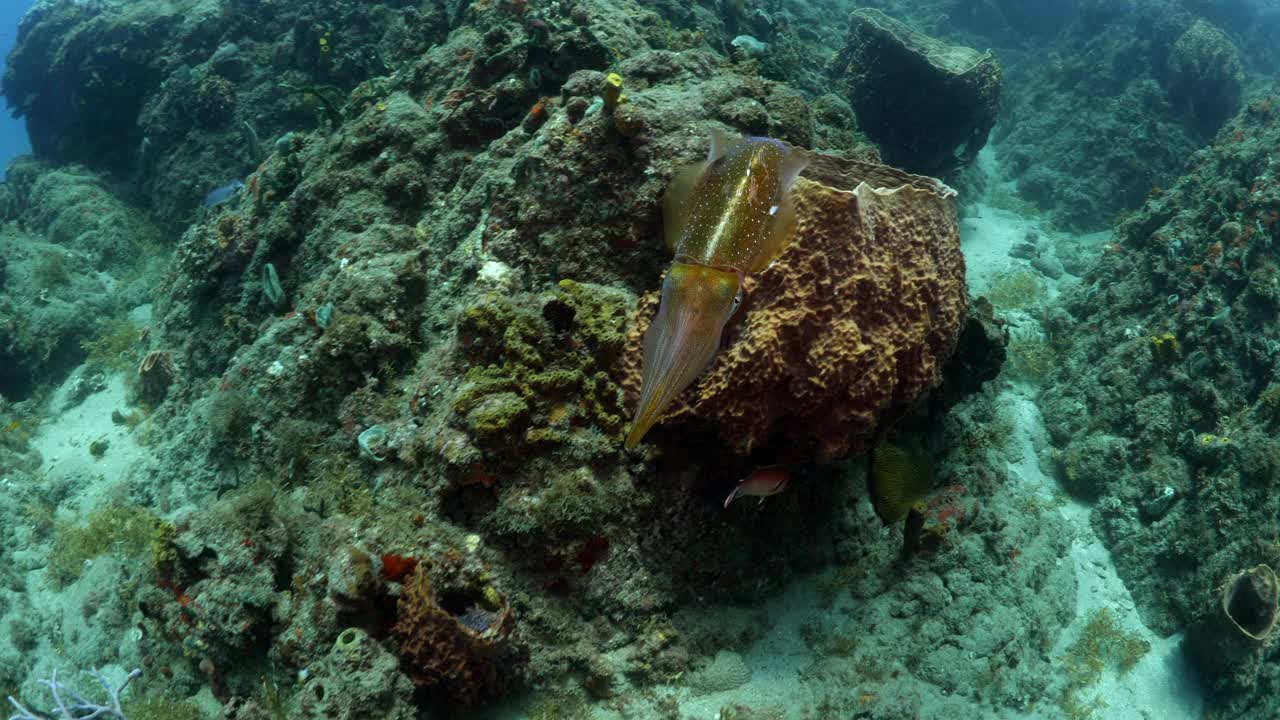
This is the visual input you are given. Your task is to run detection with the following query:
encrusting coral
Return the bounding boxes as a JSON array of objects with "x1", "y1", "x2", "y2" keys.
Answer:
[
  {"x1": 622, "y1": 147, "x2": 966, "y2": 459},
  {"x1": 449, "y1": 279, "x2": 630, "y2": 454}
]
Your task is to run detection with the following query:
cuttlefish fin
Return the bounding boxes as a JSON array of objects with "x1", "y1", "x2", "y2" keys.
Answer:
[
  {"x1": 776, "y1": 144, "x2": 812, "y2": 191},
  {"x1": 626, "y1": 263, "x2": 742, "y2": 449},
  {"x1": 708, "y1": 127, "x2": 745, "y2": 162},
  {"x1": 663, "y1": 160, "x2": 710, "y2": 252},
  {"x1": 746, "y1": 191, "x2": 799, "y2": 273},
  {"x1": 745, "y1": 146, "x2": 810, "y2": 273}
]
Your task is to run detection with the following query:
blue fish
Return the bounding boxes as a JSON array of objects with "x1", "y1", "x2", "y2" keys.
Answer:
[{"x1": 203, "y1": 179, "x2": 244, "y2": 207}]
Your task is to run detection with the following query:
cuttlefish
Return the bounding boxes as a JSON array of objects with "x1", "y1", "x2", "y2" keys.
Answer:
[{"x1": 625, "y1": 130, "x2": 810, "y2": 449}]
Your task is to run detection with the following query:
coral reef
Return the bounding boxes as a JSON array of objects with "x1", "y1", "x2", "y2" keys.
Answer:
[
  {"x1": 0, "y1": 160, "x2": 159, "y2": 400},
  {"x1": 298, "y1": 628, "x2": 415, "y2": 720},
  {"x1": 992, "y1": 5, "x2": 1228, "y2": 231},
  {"x1": 623, "y1": 149, "x2": 967, "y2": 459},
  {"x1": 1039, "y1": 86, "x2": 1280, "y2": 710},
  {"x1": 7, "y1": 0, "x2": 1235, "y2": 718}
]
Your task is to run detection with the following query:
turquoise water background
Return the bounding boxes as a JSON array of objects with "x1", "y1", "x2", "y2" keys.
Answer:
[{"x1": 0, "y1": 0, "x2": 33, "y2": 174}]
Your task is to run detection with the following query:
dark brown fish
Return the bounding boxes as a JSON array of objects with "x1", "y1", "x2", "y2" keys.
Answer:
[{"x1": 724, "y1": 464, "x2": 791, "y2": 508}]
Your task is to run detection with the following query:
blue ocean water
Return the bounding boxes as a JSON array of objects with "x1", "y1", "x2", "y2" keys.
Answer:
[{"x1": 0, "y1": 0, "x2": 34, "y2": 176}]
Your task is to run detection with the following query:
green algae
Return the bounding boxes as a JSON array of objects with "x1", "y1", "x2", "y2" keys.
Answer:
[
  {"x1": 207, "y1": 387, "x2": 257, "y2": 445},
  {"x1": 526, "y1": 693, "x2": 592, "y2": 720},
  {"x1": 32, "y1": 250, "x2": 70, "y2": 288},
  {"x1": 81, "y1": 317, "x2": 142, "y2": 373},
  {"x1": 1007, "y1": 333, "x2": 1056, "y2": 382},
  {"x1": 48, "y1": 504, "x2": 176, "y2": 587},
  {"x1": 306, "y1": 450, "x2": 375, "y2": 518},
  {"x1": 1256, "y1": 383, "x2": 1280, "y2": 426},
  {"x1": 120, "y1": 695, "x2": 203, "y2": 720},
  {"x1": 986, "y1": 270, "x2": 1044, "y2": 311},
  {"x1": 1059, "y1": 608, "x2": 1151, "y2": 719},
  {"x1": 451, "y1": 279, "x2": 629, "y2": 451},
  {"x1": 491, "y1": 463, "x2": 635, "y2": 535},
  {"x1": 459, "y1": 390, "x2": 530, "y2": 437}
]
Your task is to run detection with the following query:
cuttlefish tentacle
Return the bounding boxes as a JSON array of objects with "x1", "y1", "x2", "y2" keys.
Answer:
[{"x1": 626, "y1": 130, "x2": 810, "y2": 449}]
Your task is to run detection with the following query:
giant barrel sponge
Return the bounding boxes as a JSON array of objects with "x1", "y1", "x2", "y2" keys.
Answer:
[
  {"x1": 622, "y1": 145, "x2": 966, "y2": 460},
  {"x1": 828, "y1": 8, "x2": 1002, "y2": 175}
]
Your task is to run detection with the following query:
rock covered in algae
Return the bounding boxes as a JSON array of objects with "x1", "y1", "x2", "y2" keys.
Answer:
[
  {"x1": 298, "y1": 627, "x2": 417, "y2": 720},
  {"x1": 623, "y1": 148, "x2": 966, "y2": 460},
  {"x1": 449, "y1": 279, "x2": 630, "y2": 451},
  {"x1": 828, "y1": 8, "x2": 1001, "y2": 174}
]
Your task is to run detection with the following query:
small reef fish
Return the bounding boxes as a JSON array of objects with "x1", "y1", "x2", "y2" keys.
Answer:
[
  {"x1": 626, "y1": 130, "x2": 810, "y2": 448},
  {"x1": 203, "y1": 179, "x2": 244, "y2": 207},
  {"x1": 867, "y1": 443, "x2": 934, "y2": 525},
  {"x1": 724, "y1": 464, "x2": 790, "y2": 508},
  {"x1": 3, "y1": 419, "x2": 20, "y2": 432}
]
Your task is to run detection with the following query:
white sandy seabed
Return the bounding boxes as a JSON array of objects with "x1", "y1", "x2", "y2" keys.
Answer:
[{"x1": 958, "y1": 172, "x2": 1203, "y2": 720}]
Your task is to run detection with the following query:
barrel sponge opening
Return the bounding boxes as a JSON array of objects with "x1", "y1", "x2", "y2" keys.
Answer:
[{"x1": 1221, "y1": 564, "x2": 1280, "y2": 641}]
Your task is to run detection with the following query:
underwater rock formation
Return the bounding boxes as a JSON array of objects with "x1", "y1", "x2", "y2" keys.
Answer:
[
  {"x1": 624, "y1": 148, "x2": 966, "y2": 459},
  {"x1": 0, "y1": 160, "x2": 160, "y2": 400},
  {"x1": 298, "y1": 628, "x2": 416, "y2": 720},
  {"x1": 1040, "y1": 91, "x2": 1280, "y2": 709},
  {"x1": 2, "y1": 0, "x2": 177, "y2": 174},
  {"x1": 1, "y1": 159, "x2": 162, "y2": 270},
  {"x1": 994, "y1": 4, "x2": 1207, "y2": 231},
  {"x1": 3, "y1": 0, "x2": 453, "y2": 227},
  {"x1": 828, "y1": 8, "x2": 1001, "y2": 175},
  {"x1": 1163, "y1": 18, "x2": 1244, "y2": 138},
  {"x1": 16, "y1": 0, "x2": 1273, "y2": 716}
]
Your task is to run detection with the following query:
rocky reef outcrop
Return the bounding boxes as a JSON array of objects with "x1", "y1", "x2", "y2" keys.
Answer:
[
  {"x1": 1164, "y1": 18, "x2": 1245, "y2": 137},
  {"x1": 1039, "y1": 92, "x2": 1280, "y2": 712},
  {"x1": 994, "y1": 6, "x2": 1242, "y2": 231},
  {"x1": 0, "y1": 159, "x2": 161, "y2": 400}
]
